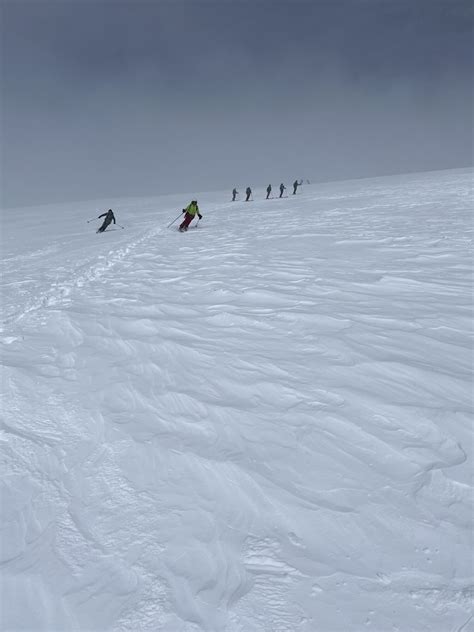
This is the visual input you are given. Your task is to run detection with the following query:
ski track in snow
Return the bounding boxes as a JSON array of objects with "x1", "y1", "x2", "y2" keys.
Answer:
[{"x1": 1, "y1": 169, "x2": 473, "y2": 631}]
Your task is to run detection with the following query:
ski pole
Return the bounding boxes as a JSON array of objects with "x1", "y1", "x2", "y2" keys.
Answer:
[
  {"x1": 116, "y1": 224, "x2": 125, "y2": 229},
  {"x1": 167, "y1": 212, "x2": 183, "y2": 228},
  {"x1": 86, "y1": 217, "x2": 98, "y2": 223}
]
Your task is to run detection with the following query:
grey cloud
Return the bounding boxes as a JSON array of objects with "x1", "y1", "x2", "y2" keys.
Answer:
[{"x1": 1, "y1": 0, "x2": 472, "y2": 207}]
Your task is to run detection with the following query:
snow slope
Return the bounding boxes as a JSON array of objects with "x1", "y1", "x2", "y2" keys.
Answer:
[{"x1": 1, "y1": 169, "x2": 473, "y2": 632}]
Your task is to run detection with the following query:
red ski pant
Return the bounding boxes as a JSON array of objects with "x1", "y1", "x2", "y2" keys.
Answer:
[{"x1": 179, "y1": 212, "x2": 194, "y2": 230}]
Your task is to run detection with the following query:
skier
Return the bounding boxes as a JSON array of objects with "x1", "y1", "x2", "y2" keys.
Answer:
[
  {"x1": 292, "y1": 180, "x2": 299, "y2": 195},
  {"x1": 97, "y1": 209, "x2": 116, "y2": 233},
  {"x1": 232, "y1": 188, "x2": 238, "y2": 201},
  {"x1": 245, "y1": 187, "x2": 252, "y2": 202},
  {"x1": 279, "y1": 183, "x2": 286, "y2": 198},
  {"x1": 266, "y1": 184, "x2": 272, "y2": 200},
  {"x1": 179, "y1": 200, "x2": 202, "y2": 232}
]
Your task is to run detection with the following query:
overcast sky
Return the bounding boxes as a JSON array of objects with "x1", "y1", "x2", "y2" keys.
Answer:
[{"x1": 1, "y1": 0, "x2": 472, "y2": 207}]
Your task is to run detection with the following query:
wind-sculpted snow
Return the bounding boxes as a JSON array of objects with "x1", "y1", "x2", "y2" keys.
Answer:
[{"x1": 1, "y1": 170, "x2": 473, "y2": 631}]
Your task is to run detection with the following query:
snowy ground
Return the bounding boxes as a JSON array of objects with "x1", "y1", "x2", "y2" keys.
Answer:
[{"x1": 1, "y1": 168, "x2": 473, "y2": 632}]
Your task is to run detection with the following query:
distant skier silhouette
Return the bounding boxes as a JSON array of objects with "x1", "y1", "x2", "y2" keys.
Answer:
[
  {"x1": 179, "y1": 200, "x2": 202, "y2": 232},
  {"x1": 266, "y1": 184, "x2": 272, "y2": 200},
  {"x1": 232, "y1": 188, "x2": 238, "y2": 201},
  {"x1": 245, "y1": 187, "x2": 252, "y2": 202},
  {"x1": 97, "y1": 209, "x2": 116, "y2": 233},
  {"x1": 279, "y1": 183, "x2": 286, "y2": 198},
  {"x1": 292, "y1": 180, "x2": 299, "y2": 195}
]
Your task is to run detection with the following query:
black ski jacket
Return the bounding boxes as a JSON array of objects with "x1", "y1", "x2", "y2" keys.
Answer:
[{"x1": 98, "y1": 210, "x2": 116, "y2": 223}]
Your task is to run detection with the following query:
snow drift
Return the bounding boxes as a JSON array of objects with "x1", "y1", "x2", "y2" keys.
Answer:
[{"x1": 1, "y1": 169, "x2": 473, "y2": 631}]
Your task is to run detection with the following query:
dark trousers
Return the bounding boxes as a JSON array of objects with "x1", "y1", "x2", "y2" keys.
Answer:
[
  {"x1": 232, "y1": 194, "x2": 236, "y2": 201},
  {"x1": 246, "y1": 193, "x2": 251, "y2": 201},
  {"x1": 293, "y1": 186, "x2": 297, "y2": 195},
  {"x1": 279, "y1": 191, "x2": 284, "y2": 198},
  {"x1": 179, "y1": 213, "x2": 194, "y2": 230},
  {"x1": 266, "y1": 192, "x2": 271, "y2": 199},
  {"x1": 98, "y1": 219, "x2": 111, "y2": 232}
]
